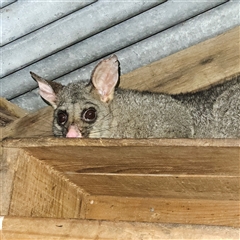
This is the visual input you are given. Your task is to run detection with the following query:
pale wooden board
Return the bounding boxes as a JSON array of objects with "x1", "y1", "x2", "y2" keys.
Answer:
[
  {"x1": 0, "y1": 98, "x2": 27, "y2": 119},
  {"x1": 121, "y1": 26, "x2": 240, "y2": 94},
  {"x1": 2, "y1": 106, "x2": 53, "y2": 140},
  {"x1": 3, "y1": 137, "x2": 240, "y2": 148},
  {"x1": 0, "y1": 98, "x2": 27, "y2": 128},
  {"x1": 23, "y1": 145, "x2": 239, "y2": 176},
  {"x1": 2, "y1": 138, "x2": 240, "y2": 227},
  {"x1": 0, "y1": 148, "x2": 21, "y2": 216},
  {"x1": 21, "y1": 141, "x2": 239, "y2": 202},
  {"x1": 2, "y1": 216, "x2": 239, "y2": 240},
  {"x1": 0, "y1": 111, "x2": 17, "y2": 127},
  {"x1": 64, "y1": 174, "x2": 239, "y2": 201},
  {"x1": 4, "y1": 138, "x2": 239, "y2": 177},
  {"x1": 0, "y1": 98, "x2": 28, "y2": 140},
  {"x1": 84, "y1": 195, "x2": 240, "y2": 228},
  {"x1": 0, "y1": 99, "x2": 28, "y2": 205},
  {"x1": 2, "y1": 26, "x2": 240, "y2": 140},
  {"x1": 2, "y1": 147, "x2": 86, "y2": 218}
]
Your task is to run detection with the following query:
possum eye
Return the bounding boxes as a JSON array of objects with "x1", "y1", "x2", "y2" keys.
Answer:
[
  {"x1": 57, "y1": 110, "x2": 68, "y2": 125},
  {"x1": 81, "y1": 107, "x2": 97, "y2": 123}
]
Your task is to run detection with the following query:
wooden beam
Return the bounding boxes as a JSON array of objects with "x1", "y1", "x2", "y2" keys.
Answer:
[
  {"x1": 84, "y1": 195, "x2": 239, "y2": 228},
  {"x1": 0, "y1": 99, "x2": 28, "y2": 212},
  {"x1": 0, "y1": 98, "x2": 27, "y2": 131},
  {"x1": 66, "y1": 174, "x2": 239, "y2": 200},
  {"x1": 1, "y1": 106, "x2": 53, "y2": 140},
  {"x1": 3, "y1": 136, "x2": 239, "y2": 148},
  {"x1": 0, "y1": 111, "x2": 17, "y2": 127},
  {"x1": 1, "y1": 146, "x2": 86, "y2": 218},
  {"x1": 0, "y1": 98, "x2": 27, "y2": 119},
  {"x1": 25, "y1": 144, "x2": 239, "y2": 176},
  {"x1": 2, "y1": 138, "x2": 239, "y2": 227},
  {"x1": 1, "y1": 216, "x2": 239, "y2": 240},
  {"x1": 121, "y1": 26, "x2": 240, "y2": 94}
]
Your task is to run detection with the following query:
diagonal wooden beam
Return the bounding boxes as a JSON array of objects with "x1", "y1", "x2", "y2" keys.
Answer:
[
  {"x1": 1, "y1": 106, "x2": 53, "y2": 140},
  {"x1": 0, "y1": 98, "x2": 27, "y2": 128},
  {"x1": 121, "y1": 26, "x2": 240, "y2": 94}
]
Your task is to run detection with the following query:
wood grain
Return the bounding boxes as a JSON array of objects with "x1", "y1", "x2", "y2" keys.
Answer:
[
  {"x1": 121, "y1": 26, "x2": 240, "y2": 94},
  {"x1": 14, "y1": 138, "x2": 238, "y2": 178},
  {"x1": 0, "y1": 148, "x2": 21, "y2": 215},
  {"x1": 22, "y1": 145, "x2": 239, "y2": 176},
  {"x1": 3, "y1": 148, "x2": 86, "y2": 218},
  {"x1": 2, "y1": 216, "x2": 239, "y2": 240},
  {"x1": 0, "y1": 98, "x2": 27, "y2": 129},
  {"x1": 3, "y1": 138, "x2": 239, "y2": 227},
  {"x1": 2, "y1": 106, "x2": 53, "y2": 140},
  {"x1": 3, "y1": 137, "x2": 240, "y2": 148},
  {"x1": 0, "y1": 98, "x2": 27, "y2": 119},
  {"x1": 65, "y1": 174, "x2": 239, "y2": 201},
  {"x1": 84, "y1": 195, "x2": 240, "y2": 227}
]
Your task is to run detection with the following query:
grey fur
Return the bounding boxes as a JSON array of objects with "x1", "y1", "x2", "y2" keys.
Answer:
[{"x1": 32, "y1": 56, "x2": 240, "y2": 138}]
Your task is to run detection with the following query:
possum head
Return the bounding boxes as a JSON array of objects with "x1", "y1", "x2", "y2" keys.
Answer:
[{"x1": 31, "y1": 55, "x2": 119, "y2": 138}]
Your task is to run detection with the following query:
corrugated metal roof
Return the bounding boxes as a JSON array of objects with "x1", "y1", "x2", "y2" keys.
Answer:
[{"x1": 1, "y1": 0, "x2": 240, "y2": 112}]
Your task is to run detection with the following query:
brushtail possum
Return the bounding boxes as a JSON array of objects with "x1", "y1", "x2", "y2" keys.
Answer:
[{"x1": 31, "y1": 55, "x2": 240, "y2": 138}]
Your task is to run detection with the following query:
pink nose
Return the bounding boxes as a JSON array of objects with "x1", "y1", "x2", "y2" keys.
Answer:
[{"x1": 66, "y1": 125, "x2": 82, "y2": 138}]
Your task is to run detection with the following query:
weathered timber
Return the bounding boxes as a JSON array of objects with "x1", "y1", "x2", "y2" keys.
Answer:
[
  {"x1": 84, "y1": 195, "x2": 239, "y2": 227},
  {"x1": 1, "y1": 146, "x2": 87, "y2": 217},
  {"x1": 1, "y1": 216, "x2": 239, "y2": 240},
  {"x1": 0, "y1": 98, "x2": 27, "y2": 121},
  {"x1": 0, "y1": 98, "x2": 27, "y2": 132},
  {"x1": 2, "y1": 138, "x2": 239, "y2": 227},
  {"x1": 0, "y1": 99, "x2": 28, "y2": 211},
  {"x1": 1, "y1": 106, "x2": 53, "y2": 140},
  {"x1": 121, "y1": 26, "x2": 240, "y2": 94}
]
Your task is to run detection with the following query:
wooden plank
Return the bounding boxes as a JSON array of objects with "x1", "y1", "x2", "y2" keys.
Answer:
[
  {"x1": 65, "y1": 174, "x2": 239, "y2": 201},
  {"x1": 0, "y1": 111, "x2": 17, "y2": 127},
  {"x1": 0, "y1": 98, "x2": 27, "y2": 128},
  {"x1": 0, "y1": 148, "x2": 21, "y2": 216},
  {"x1": 2, "y1": 216, "x2": 239, "y2": 240},
  {"x1": 0, "y1": 98, "x2": 27, "y2": 119},
  {"x1": 121, "y1": 26, "x2": 240, "y2": 94},
  {"x1": 22, "y1": 145, "x2": 239, "y2": 176},
  {"x1": 2, "y1": 106, "x2": 53, "y2": 140},
  {"x1": 84, "y1": 195, "x2": 240, "y2": 227},
  {"x1": 2, "y1": 138, "x2": 239, "y2": 227},
  {"x1": 3, "y1": 138, "x2": 240, "y2": 226},
  {"x1": 2, "y1": 148, "x2": 86, "y2": 218},
  {"x1": 3, "y1": 137, "x2": 240, "y2": 148}
]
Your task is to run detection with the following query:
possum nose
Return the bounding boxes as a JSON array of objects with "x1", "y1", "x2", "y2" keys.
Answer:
[{"x1": 66, "y1": 125, "x2": 82, "y2": 138}]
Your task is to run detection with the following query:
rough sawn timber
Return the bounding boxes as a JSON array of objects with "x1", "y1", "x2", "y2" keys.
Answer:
[
  {"x1": 1, "y1": 216, "x2": 239, "y2": 240},
  {"x1": 2, "y1": 138, "x2": 239, "y2": 228},
  {"x1": 121, "y1": 26, "x2": 240, "y2": 94}
]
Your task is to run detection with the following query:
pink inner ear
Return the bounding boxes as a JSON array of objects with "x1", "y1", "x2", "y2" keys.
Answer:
[
  {"x1": 92, "y1": 55, "x2": 119, "y2": 102},
  {"x1": 38, "y1": 81, "x2": 57, "y2": 105}
]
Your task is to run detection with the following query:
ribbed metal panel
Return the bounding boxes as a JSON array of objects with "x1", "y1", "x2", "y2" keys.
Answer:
[
  {"x1": 1, "y1": 0, "x2": 239, "y2": 112},
  {"x1": 1, "y1": 1, "x2": 97, "y2": 46},
  {"x1": 0, "y1": 0, "x2": 16, "y2": 9},
  {"x1": 2, "y1": 0, "x2": 162, "y2": 77}
]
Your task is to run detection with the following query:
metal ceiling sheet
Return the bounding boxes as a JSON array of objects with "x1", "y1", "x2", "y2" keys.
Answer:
[{"x1": 1, "y1": 0, "x2": 239, "y2": 112}]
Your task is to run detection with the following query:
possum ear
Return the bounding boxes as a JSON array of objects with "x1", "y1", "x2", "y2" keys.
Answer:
[
  {"x1": 91, "y1": 55, "x2": 119, "y2": 103},
  {"x1": 30, "y1": 72, "x2": 63, "y2": 109}
]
